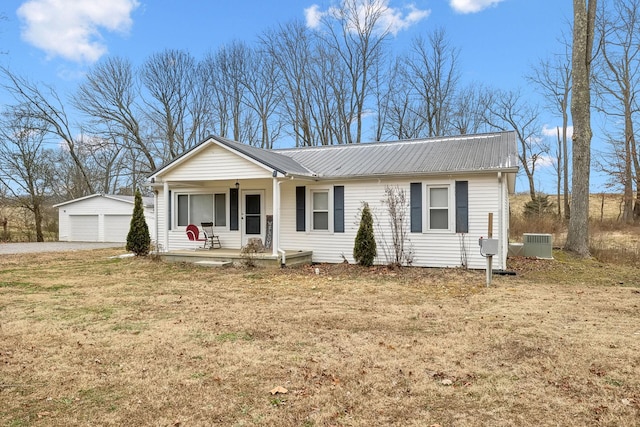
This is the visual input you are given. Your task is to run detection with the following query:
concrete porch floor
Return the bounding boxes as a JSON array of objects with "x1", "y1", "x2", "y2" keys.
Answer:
[{"x1": 160, "y1": 248, "x2": 313, "y2": 268}]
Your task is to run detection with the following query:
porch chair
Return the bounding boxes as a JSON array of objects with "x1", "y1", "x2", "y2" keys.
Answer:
[
  {"x1": 186, "y1": 224, "x2": 207, "y2": 248},
  {"x1": 200, "y1": 222, "x2": 221, "y2": 249}
]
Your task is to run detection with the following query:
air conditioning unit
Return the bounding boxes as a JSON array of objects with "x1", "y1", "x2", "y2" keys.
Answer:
[{"x1": 523, "y1": 233, "x2": 553, "y2": 259}]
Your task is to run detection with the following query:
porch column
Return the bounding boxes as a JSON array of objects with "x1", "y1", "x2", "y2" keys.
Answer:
[
  {"x1": 272, "y1": 177, "x2": 280, "y2": 257},
  {"x1": 163, "y1": 180, "x2": 170, "y2": 252}
]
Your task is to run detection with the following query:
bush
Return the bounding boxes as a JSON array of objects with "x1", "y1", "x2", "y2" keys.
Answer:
[
  {"x1": 524, "y1": 193, "x2": 556, "y2": 218},
  {"x1": 353, "y1": 202, "x2": 376, "y2": 266},
  {"x1": 126, "y1": 189, "x2": 151, "y2": 256}
]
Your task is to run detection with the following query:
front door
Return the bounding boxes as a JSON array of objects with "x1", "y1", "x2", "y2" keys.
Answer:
[{"x1": 242, "y1": 191, "x2": 263, "y2": 246}]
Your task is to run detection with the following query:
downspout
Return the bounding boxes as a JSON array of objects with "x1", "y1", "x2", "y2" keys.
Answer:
[
  {"x1": 497, "y1": 172, "x2": 504, "y2": 269},
  {"x1": 154, "y1": 190, "x2": 159, "y2": 253}
]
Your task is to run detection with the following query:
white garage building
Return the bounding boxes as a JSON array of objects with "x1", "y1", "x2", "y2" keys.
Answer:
[{"x1": 55, "y1": 194, "x2": 155, "y2": 243}]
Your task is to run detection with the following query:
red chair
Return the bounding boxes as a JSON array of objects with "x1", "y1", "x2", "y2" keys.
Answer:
[{"x1": 186, "y1": 224, "x2": 206, "y2": 248}]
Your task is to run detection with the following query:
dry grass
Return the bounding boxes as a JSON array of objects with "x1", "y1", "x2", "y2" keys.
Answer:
[
  {"x1": 1, "y1": 249, "x2": 639, "y2": 426},
  {"x1": 509, "y1": 194, "x2": 640, "y2": 260},
  {"x1": 510, "y1": 193, "x2": 627, "y2": 222}
]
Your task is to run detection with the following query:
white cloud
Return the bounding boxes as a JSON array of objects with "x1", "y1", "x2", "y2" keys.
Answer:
[
  {"x1": 449, "y1": 0, "x2": 505, "y2": 14},
  {"x1": 17, "y1": 0, "x2": 140, "y2": 63},
  {"x1": 542, "y1": 124, "x2": 574, "y2": 140},
  {"x1": 305, "y1": 1, "x2": 430, "y2": 36},
  {"x1": 305, "y1": 4, "x2": 324, "y2": 29},
  {"x1": 532, "y1": 154, "x2": 556, "y2": 168}
]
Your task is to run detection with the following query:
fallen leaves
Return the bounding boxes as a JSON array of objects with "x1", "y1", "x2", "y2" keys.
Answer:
[{"x1": 270, "y1": 386, "x2": 288, "y2": 395}]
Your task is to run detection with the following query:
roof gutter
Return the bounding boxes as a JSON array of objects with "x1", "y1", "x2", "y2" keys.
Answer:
[{"x1": 294, "y1": 167, "x2": 520, "y2": 182}]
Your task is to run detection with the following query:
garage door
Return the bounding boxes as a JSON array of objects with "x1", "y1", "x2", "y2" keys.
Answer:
[
  {"x1": 104, "y1": 215, "x2": 132, "y2": 243},
  {"x1": 69, "y1": 215, "x2": 99, "y2": 241}
]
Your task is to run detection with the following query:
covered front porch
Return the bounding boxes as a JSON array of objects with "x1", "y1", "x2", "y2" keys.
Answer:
[
  {"x1": 160, "y1": 247, "x2": 313, "y2": 268},
  {"x1": 149, "y1": 136, "x2": 317, "y2": 266}
]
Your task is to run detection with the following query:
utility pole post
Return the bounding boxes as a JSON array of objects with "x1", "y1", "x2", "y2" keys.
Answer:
[{"x1": 486, "y1": 212, "x2": 493, "y2": 287}]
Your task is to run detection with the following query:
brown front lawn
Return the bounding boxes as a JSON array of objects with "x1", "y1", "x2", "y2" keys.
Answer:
[{"x1": 1, "y1": 249, "x2": 639, "y2": 426}]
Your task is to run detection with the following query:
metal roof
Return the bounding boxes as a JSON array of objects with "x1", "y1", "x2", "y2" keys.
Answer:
[
  {"x1": 212, "y1": 136, "x2": 314, "y2": 176},
  {"x1": 53, "y1": 193, "x2": 154, "y2": 208},
  {"x1": 276, "y1": 131, "x2": 518, "y2": 178},
  {"x1": 150, "y1": 131, "x2": 518, "y2": 181}
]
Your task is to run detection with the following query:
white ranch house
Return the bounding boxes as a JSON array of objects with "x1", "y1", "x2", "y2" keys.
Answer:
[
  {"x1": 148, "y1": 131, "x2": 518, "y2": 269},
  {"x1": 55, "y1": 194, "x2": 155, "y2": 243}
]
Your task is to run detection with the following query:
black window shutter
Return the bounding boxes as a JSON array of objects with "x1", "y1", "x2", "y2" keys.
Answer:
[
  {"x1": 455, "y1": 181, "x2": 469, "y2": 233},
  {"x1": 410, "y1": 183, "x2": 422, "y2": 233},
  {"x1": 296, "y1": 186, "x2": 306, "y2": 232},
  {"x1": 168, "y1": 190, "x2": 172, "y2": 230},
  {"x1": 230, "y1": 188, "x2": 239, "y2": 231},
  {"x1": 334, "y1": 186, "x2": 344, "y2": 233}
]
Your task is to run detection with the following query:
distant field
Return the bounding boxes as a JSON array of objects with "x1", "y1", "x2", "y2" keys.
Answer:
[
  {"x1": 509, "y1": 193, "x2": 625, "y2": 221},
  {"x1": 0, "y1": 205, "x2": 58, "y2": 242}
]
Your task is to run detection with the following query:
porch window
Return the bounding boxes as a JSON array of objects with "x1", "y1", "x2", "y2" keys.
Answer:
[
  {"x1": 214, "y1": 193, "x2": 226, "y2": 227},
  {"x1": 312, "y1": 191, "x2": 329, "y2": 231},
  {"x1": 176, "y1": 194, "x2": 213, "y2": 227},
  {"x1": 428, "y1": 186, "x2": 449, "y2": 230}
]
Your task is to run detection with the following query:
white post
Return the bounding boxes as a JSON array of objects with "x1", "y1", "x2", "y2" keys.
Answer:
[
  {"x1": 272, "y1": 177, "x2": 279, "y2": 257},
  {"x1": 163, "y1": 180, "x2": 170, "y2": 252}
]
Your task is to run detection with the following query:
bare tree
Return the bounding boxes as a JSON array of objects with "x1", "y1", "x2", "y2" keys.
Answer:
[
  {"x1": 566, "y1": 0, "x2": 597, "y2": 257},
  {"x1": 317, "y1": 0, "x2": 391, "y2": 143},
  {"x1": 594, "y1": 0, "x2": 640, "y2": 223},
  {"x1": 201, "y1": 41, "x2": 258, "y2": 144},
  {"x1": 383, "y1": 59, "x2": 426, "y2": 140},
  {"x1": 484, "y1": 89, "x2": 546, "y2": 200},
  {"x1": 73, "y1": 56, "x2": 157, "y2": 172},
  {"x1": 0, "y1": 111, "x2": 52, "y2": 241},
  {"x1": 0, "y1": 67, "x2": 94, "y2": 194},
  {"x1": 260, "y1": 21, "x2": 318, "y2": 146},
  {"x1": 450, "y1": 82, "x2": 491, "y2": 135},
  {"x1": 239, "y1": 47, "x2": 283, "y2": 148},
  {"x1": 405, "y1": 28, "x2": 460, "y2": 137},
  {"x1": 528, "y1": 39, "x2": 572, "y2": 219},
  {"x1": 141, "y1": 49, "x2": 206, "y2": 158}
]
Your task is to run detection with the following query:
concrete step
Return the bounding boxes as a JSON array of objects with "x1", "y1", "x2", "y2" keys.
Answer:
[{"x1": 194, "y1": 260, "x2": 232, "y2": 267}]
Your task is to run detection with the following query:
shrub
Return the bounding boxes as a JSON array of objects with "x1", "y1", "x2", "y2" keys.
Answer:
[
  {"x1": 524, "y1": 193, "x2": 556, "y2": 218},
  {"x1": 353, "y1": 202, "x2": 377, "y2": 266},
  {"x1": 126, "y1": 189, "x2": 151, "y2": 256},
  {"x1": 240, "y1": 239, "x2": 264, "y2": 268}
]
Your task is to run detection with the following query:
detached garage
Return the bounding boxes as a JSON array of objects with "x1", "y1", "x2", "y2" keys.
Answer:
[{"x1": 55, "y1": 194, "x2": 155, "y2": 243}]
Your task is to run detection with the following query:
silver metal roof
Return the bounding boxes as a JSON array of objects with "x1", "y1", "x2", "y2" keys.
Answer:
[
  {"x1": 151, "y1": 131, "x2": 518, "y2": 180},
  {"x1": 212, "y1": 136, "x2": 314, "y2": 176},
  {"x1": 276, "y1": 131, "x2": 518, "y2": 178}
]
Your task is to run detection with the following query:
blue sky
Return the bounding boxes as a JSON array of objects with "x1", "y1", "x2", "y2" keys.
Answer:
[{"x1": 0, "y1": 0, "x2": 599, "y2": 193}]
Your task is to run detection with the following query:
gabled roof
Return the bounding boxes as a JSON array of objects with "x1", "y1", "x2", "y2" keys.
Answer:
[
  {"x1": 54, "y1": 193, "x2": 154, "y2": 208},
  {"x1": 213, "y1": 136, "x2": 314, "y2": 176},
  {"x1": 150, "y1": 131, "x2": 518, "y2": 180}
]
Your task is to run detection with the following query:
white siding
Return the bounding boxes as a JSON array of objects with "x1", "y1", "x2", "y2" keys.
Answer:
[
  {"x1": 58, "y1": 195, "x2": 154, "y2": 243},
  {"x1": 156, "y1": 179, "x2": 274, "y2": 251},
  {"x1": 162, "y1": 144, "x2": 272, "y2": 181},
  {"x1": 279, "y1": 174, "x2": 508, "y2": 269},
  {"x1": 154, "y1": 173, "x2": 510, "y2": 269}
]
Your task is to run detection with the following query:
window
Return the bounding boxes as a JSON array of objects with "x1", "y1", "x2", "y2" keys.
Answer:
[
  {"x1": 312, "y1": 191, "x2": 329, "y2": 230},
  {"x1": 176, "y1": 194, "x2": 213, "y2": 227},
  {"x1": 428, "y1": 186, "x2": 449, "y2": 230},
  {"x1": 214, "y1": 193, "x2": 226, "y2": 227}
]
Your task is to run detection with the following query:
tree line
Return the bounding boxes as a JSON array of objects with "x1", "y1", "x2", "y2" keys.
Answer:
[{"x1": 0, "y1": 0, "x2": 635, "y2": 247}]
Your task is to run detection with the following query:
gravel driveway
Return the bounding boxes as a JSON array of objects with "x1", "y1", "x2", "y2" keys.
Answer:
[{"x1": 0, "y1": 242, "x2": 124, "y2": 255}]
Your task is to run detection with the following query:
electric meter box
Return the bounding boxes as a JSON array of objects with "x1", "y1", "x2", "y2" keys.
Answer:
[{"x1": 479, "y1": 238, "x2": 499, "y2": 256}]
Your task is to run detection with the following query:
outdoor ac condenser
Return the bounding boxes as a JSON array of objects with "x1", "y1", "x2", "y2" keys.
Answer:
[{"x1": 523, "y1": 233, "x2": 553, "y2": 259}]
